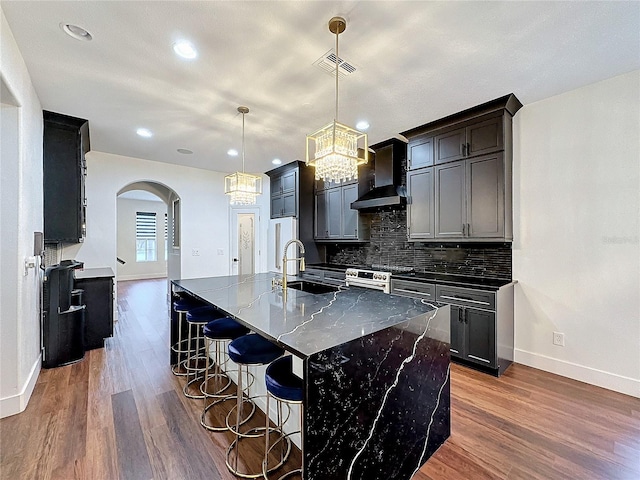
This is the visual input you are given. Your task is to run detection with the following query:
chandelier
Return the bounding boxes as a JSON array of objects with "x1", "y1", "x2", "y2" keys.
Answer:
[
  {"x1": 306, "y1": 17, "x2": 368, "y2": 184},
  {"x1": 225, "y1": 106, "x2": 262, "y2": 205}
]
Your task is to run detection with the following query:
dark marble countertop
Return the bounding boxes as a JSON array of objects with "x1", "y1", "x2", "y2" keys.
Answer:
[
  {"x1": 307, "y1": 263, "x2": 513, "y2": 290},
  {"x1": 392, "y1": 272, "x2": 515, "y2": 290},
  {"x1": 172, "y1": 272, "x2": 439, "y2": 359}
]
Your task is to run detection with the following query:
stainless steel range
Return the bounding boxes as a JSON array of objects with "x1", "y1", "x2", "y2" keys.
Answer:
[{"x1": 345, "y1": 268, "x2": 392, "y2": 293}]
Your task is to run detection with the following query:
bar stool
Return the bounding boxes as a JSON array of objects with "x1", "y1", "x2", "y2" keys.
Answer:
[
  {"x1": 263, "y1": 355, "x2": 303, "y2": 479},
  {"x1": 171, "y1": 298, "x2": 204, "y2": 376},
  {"x1": 226, "y1": 334, "x2": 286, "y2": 478},
  {"x1": 200, "y1": 317, "x2": 250, "y2": 431},
  {"x1": 183, "y1": 305, "x2": 219, "y2": 399}
]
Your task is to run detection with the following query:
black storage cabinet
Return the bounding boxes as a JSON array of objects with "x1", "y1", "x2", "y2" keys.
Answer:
[
  {"x1": 42, "y1": 260, "x2": 85, "y2": 368},
  {"x1": 43, "y1": 111, "x2": 90, "y2": 243},
  {"x1": 75, "y1": 268, "x2": 114, "y2": 350}
]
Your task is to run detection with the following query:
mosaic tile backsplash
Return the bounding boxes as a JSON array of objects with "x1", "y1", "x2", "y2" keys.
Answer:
[{"x1": 326, "y1": 209, "x2": 512, "y2": 279}]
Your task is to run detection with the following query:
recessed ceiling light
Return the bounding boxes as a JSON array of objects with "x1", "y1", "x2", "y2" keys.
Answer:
[
  {"x1": 60, "y1": 23, "x2": 93, "y2": 41},
  {"x1": 177, "y1": 148, "x2": 193, "y2": 154},
  {"x1": 272, "y1": 159, "x2": 282, "y2": 165},
  {"x1": 173, "y1": 40, "x2": 198, "y2": 60},
  {"x1": 227, "y1": 149, "x2": 239, "y2": 157},
  {"x1": 136, "y1": 128, "x2": 153, "y2": 138},
  {"x1": 356, "y1": 120, "x2": 370, "y2": 131}
]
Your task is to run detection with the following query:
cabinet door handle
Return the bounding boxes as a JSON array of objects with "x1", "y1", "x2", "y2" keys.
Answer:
[
  {"x1": 394, "y1": 288, "x2": 431, "y2": 297},
  {"x1": 462, "y1": 224, "x2": 466, "y2": 236},
  {"x1": 450, "y1": 348, "x2": 459, "y2": 354},
  {"x1": 466, "y1": 143, "x2": 470, "y2": 155},
  {"x1": 461, "y1": 143, "x2": 466, "y2": 156},
  {"x1": 441, "y1": 295, "x2": 491, "y2": 306},
  {"x1": 467, "y1": 223, "x2": 471, "y2": 236},
  {"x1": 468, "y1": 354, "x2": 491, "y2": 364}
]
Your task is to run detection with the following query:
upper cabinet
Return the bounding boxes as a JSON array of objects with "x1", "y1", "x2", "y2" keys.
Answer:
[
  {"x1": 402, "y1": 94, "x2": 521, "y2": 242},
  {"x1": 314, "y1": 180, "x2": 370, "y2": 242},
  {"x1": 269, "y1": 168, "x2": 298, "y2": 218},
  {"x1": 43, "y1": 111, "x2": 90, "y2": 243}
]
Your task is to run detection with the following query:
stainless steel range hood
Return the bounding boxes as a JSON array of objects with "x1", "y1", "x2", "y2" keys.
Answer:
[{"x1": 351, "y1": 138, "x2": 407, "y2": 211}]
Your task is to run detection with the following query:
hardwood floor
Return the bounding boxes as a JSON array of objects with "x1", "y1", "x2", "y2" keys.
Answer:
[{"x1": 1, "y1": 278, "x2": 638, "y2": 480}]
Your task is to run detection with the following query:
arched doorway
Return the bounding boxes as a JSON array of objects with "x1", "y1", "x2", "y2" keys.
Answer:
[{"x1": 116, "y1": 181, "x2": 181, "y2": 282}]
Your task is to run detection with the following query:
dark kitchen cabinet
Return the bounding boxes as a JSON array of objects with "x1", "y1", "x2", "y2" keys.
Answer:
[
  {"x1": 75, "y1": 268, "x2": 114, "y2": 350},
  {"x1": 269, "y1": 169, "x2": 297, "y2": 218},
  {"x1": 406, "y1": 167, "x2": 435, "y2": 240},
  {"x1": 434, "y1": 153, "x2": 505, "y2": 240},
  {"x1": 43, "y1": 111, "x2": 90, "y2": 242},
  {"x1": 266, "y1": 161, "x2": 322, "y2": 264},
  {"x1": 402, "y1": 94, "x2": 521, "y2": 242},
  {"x1": 434, "y1": 162, "x2": 466, "y2": 238},
  {"x1": 435, "y1": 115, "x2": 503, "y2": 165},
  {"x1": 407, "y1": 134, "x2": 434, "y2": 170},
  {"x1": 315, "y1": 182, "x2": 369, "y2": 241},
  {"x1": 436, "y1": 284, "x2": 512, "y2": 375}
]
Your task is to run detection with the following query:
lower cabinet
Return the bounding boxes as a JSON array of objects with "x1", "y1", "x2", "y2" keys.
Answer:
[
  {"x1": 75, "y1": 271, "x2": 114, "y2": 350},
  {"x1": 391, "y1": 279, "x2": 514, "y2": 376},
  {"x1": 450, "y1": 305, "x2": 496, "y2": 367}
]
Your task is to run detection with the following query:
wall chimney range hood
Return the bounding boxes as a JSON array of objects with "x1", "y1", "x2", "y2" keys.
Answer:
[{"x1": 351, "y1": 138, "x2": 407, "y2": 211}]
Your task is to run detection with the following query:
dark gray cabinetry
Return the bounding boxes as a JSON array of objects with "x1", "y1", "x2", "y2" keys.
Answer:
[
  {"x1": 314, "y1": 181, "x2": 370, "y2": 242},
  {"x1": 434, "y1": 153, "x2": 505, "y2": 239},
  {"x1": 434, "y1": 162, "x2": 466, "y2": 238},
  {"x1": 402, "y1": 94, "x2": 521, "y2": 242},
  {"x1": 43, "y1": 111, "x2": 90, "y2": 242},
  {"x1": 390, "y1": 279, "x2": 435, "y2": 300},
  {"x1": 407, "y1": 134, "x2": 434, "y2": 170},
  {"x1": 269, "y1": 169, "x2": 297, "y2": 218},
  {"x1": 266, "y1": 161, "x2": 321, "y2": 264},
  {"x1": 435, "y1": 115, "x2": 503, "y2": 164},
  {"x1": 406, "y1": 168, "x2": 435, "y2": 240},
  {"x1": 436, "y1": 284, "x2": 513, "y2": 375},
  {"x1": 300, "y1": 268, "x2": 346, "y2": 286}
]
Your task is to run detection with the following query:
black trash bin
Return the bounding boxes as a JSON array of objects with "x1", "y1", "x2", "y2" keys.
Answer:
[{"x1": 42, "y1": 260, "x2": 86, "y2": 368}]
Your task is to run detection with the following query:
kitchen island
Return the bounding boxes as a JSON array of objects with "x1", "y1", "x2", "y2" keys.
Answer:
[{"x1": 172, "y1": 272, "x2": 450, "y2": 480}]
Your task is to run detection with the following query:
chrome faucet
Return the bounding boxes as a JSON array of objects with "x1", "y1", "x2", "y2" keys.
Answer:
[{"x1": 282, "y1": 239, "x2": 305, "y2": 292}]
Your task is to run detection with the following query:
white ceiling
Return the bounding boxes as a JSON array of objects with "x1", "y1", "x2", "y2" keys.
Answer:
[{"x1": 2, "y1": 1, "x2": 639, "y2": 175}]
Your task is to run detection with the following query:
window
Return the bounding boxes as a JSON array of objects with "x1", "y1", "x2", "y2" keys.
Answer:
[{"x1": 136, "y1": 211, "x2": 157, "y2": 262}]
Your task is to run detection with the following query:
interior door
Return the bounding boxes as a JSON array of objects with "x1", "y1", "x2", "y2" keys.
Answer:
[{"x1": 230, "y1": 207, "x2": 261, "y2": 276}]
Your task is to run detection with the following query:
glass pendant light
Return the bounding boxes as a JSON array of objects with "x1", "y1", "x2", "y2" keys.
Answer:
[
  {"x1": 225, "y1": 106, "x2": 262, "y2": 205},
  {"x1": 306, "y1": 17, "x2": 368, "y2": 184}
]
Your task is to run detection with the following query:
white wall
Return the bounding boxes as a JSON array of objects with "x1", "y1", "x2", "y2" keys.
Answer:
[
  {"x1": 116, "y1": 197, "x2": 168, "y2": 280},
  {"x1": 513, "y1": 70, "x2": 640, "y2": 398},
  {"x1": 0, "y1": 8, "x2": 44, "y2": 417},
  {"x1": 62, "y1": 151, "x2": 270, "y2": 281}
]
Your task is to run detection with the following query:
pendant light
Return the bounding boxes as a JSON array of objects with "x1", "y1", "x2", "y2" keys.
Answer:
[
  {"x1": 306, "y1": 17, "x2": 368, "y2": 184},
  {"x1": 225, "y1": 106, "x2": 262, "y2": 205}
]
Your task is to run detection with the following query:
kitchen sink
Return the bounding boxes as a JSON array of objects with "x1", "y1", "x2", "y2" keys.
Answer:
[{"x1": 287, "y1": 281, "x2": 340, "y2": 295}]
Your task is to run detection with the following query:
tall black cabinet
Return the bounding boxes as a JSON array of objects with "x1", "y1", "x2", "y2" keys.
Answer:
[{"x1": 43, "y1": 111, "x2": 90, "y2": 243}]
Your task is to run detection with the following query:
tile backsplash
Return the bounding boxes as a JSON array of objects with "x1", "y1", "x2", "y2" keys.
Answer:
[{"x1": 326, "y1": 209, "x2": 512, "y2": 279}]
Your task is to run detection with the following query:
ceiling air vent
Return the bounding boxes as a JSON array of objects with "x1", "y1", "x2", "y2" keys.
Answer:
[{"x1": 313, "y1": 49, "x2": 357, "y2": 78}]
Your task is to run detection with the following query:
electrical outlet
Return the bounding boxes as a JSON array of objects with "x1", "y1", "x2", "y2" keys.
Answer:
[
  {"x1": 217, "y1": 249, "x2": 224, "y2": 255},
  {"x1": 191, "y1": 248, "x2": 200, "y2": 256},
  {"x1": 553, "y1": 331, "x2": 565, "y2": 346}
]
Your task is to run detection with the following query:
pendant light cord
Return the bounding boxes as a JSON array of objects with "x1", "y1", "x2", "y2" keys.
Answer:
[
  {"x1": 335, "y1": 23, "x2": 339, "y2": 122},
  {"x1": 241, "y1": 111, "x2": 246, "y2": 173}
]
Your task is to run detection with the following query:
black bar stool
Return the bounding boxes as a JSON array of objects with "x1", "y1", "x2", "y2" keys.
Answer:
[
  {"x1": 226, "y1": 333, "x2": 286, "y2": 478},
  {"x1": 263, "y1": 355, "x2": 303, "y2": 479},
  {"x1": 200, "y1": 316, "x2": 250, "y2": 431}
]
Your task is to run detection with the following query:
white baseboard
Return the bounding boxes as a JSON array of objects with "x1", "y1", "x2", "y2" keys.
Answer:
[
  {"x1": 0, "y1": 353, "x2": 41, "y2": 418},
  {"x1": 515, "y1": 349, "x2": 640, "y2": 398},
  {"x1": 117, "y1": 273, "x2": 167, "y2": 281}
]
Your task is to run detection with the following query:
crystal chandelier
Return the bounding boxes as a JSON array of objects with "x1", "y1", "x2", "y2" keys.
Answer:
[
  {"x1": 306, "y1": 17, "x2": 368, "y2": 184},
  {"x1": 225, "y1": 106, "x2": 262, "y2": 205}
]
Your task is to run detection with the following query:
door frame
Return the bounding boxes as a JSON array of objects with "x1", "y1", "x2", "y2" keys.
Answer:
[{"x1": 229, "y1": 206, "x2": 262, "y2": 276}]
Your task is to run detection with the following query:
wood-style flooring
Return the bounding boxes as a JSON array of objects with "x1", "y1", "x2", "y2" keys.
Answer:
[{"x1": 1, "y1": 278, "x2": 638, "y2": 480}]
